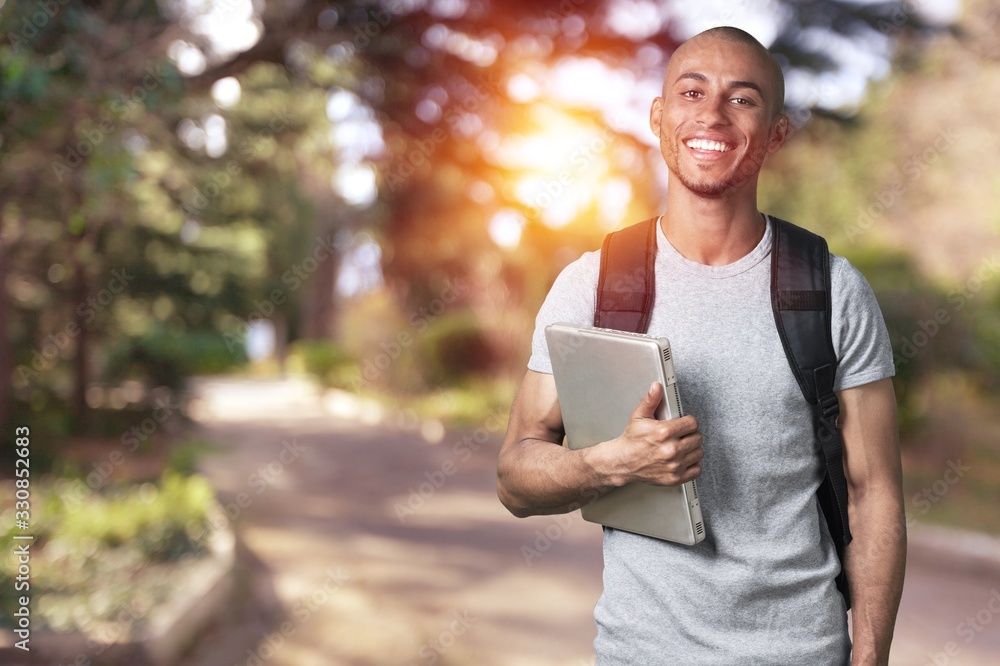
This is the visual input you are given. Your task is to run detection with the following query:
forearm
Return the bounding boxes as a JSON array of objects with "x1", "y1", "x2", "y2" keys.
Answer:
[
  {"x1": 845, "y1": 490, "x2": 907, "y2": 665},
  {"x1": 497, "y1": 373, "x2": 702, "y2": 518},
  {"x1": 497, "y1": 439, "x2": 616, "y2": 517}
]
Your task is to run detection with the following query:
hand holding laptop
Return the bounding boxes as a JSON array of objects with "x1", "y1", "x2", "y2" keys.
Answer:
[{"x1": 605, "y1": 381, "x2": 704, "y2": 487}]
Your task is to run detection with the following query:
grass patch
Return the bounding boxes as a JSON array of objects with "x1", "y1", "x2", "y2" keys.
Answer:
[
  {"x1": 166, "y1": 438, "x2": 218, "y2": 476},
  {"x1": 0, "y1": 471, "x2": 217, "y2": 632}
]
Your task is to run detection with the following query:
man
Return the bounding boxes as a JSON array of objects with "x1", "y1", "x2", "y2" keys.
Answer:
[{"x1": 496, "y1": 26, "x2": 906, "y2": 665}]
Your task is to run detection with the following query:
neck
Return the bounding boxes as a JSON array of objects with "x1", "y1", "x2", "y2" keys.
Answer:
[{"x1": 660, "y1": 183, "x2": 765, "y2": 266}]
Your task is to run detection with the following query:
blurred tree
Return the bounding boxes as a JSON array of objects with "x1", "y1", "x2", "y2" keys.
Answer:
[
  {"x1": 0, "y1": 0, "x2": 956, "y2": 435},
  {"x1": 0, "y1": 1, "x2": 357, "y2": 436},
  {"x1": 0, "y1": 0, "x2": 186, "y2": 431},
  {"x1": 179, "y1": 0, "x2": 944, "y2": 305}
]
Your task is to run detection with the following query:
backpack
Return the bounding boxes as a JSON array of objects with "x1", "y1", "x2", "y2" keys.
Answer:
[{"x1": 594, "y1": 216, "x2": 852, "y2": 610}]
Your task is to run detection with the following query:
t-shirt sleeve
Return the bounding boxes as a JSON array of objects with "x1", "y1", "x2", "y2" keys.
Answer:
[
  {"x1": 829, "y1": 255, "x2": 896, "y2": 391},
  {"x1": 527, "y1": 251, "x2": 601, "y2": 374}
]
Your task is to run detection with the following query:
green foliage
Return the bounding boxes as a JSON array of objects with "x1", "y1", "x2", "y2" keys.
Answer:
[
  {"x1": 968, "y1": 286, "x2": 1000, "y2": 391},
  {"x1": 287, "y1": 339, "x2": 358, "y2": 389},
  {"x1": 166, "y1": 438, "x2": 216, "y2": 476},
  {"x1": 103, "y1": 329, "x2": 248, "y2": 389},
  {"x1": 848, "y1": 245, "x2": 994, "y2": 435},
  {"x1": 0, "y1": 471, "x2": 217, "y2": 630},
  {"x1": 405, "y1": 378, "x2": 517, "y2": 427},
  {"x1": 415, "y1": 311, "x2": 499, "y2": 388}
]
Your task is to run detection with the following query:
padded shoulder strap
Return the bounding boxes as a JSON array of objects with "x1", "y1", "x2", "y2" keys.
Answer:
[
  {"x1": 769, "y1": 218, "x2": 838, "y2": 403},
  {"x1": 595, "y1": 217, "x2": 658, "y2": 333},
  {"x1": 770, "y1": 216, "x2": 853, "y2": 609}
]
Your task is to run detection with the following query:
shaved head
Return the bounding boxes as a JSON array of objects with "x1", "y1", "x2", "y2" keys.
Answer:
[
  {"x1": 650, "y1": 24, "x2": 791, "y2": 198},
  {"x1": 668, "y1": 26, "x2": 785, "y2": 118}
]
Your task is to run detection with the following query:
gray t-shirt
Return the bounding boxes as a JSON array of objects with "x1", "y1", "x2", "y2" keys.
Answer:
[{"x1": 528, "y1": 217, "x2": 895, "y2": 665}]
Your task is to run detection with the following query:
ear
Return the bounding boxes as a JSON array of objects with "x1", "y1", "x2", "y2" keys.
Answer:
[
  {"x1": 649, "y1": 97, "x2": 664, "y2": 141},
  {"x1": 767, "y1": 113, "x2": 789, "y2": 153}
]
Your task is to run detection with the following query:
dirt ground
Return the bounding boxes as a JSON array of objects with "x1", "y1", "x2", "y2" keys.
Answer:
[{"x1": 176, "y1": 376, "x2": 1000, "y2": 666}]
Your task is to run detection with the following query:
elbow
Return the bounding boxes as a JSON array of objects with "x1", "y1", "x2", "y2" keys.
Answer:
[
  {"x1": 497, "y1": 488, "x2": 532, "y2": 519},
  {"x1": 496, "y1": 467, "x2": 533, "y2": 519}
]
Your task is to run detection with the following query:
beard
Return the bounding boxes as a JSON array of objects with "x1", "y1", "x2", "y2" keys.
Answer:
[{"x1": 663, "y1": 134, "x2": 766, "y2": 197}]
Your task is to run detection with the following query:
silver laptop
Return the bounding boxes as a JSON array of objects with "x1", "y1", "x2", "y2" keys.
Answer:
[{"x1": 545, "y1": 323, "x2": 705, "y2": 545}]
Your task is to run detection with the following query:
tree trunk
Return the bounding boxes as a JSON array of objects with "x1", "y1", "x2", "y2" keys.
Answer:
[
  {"x1": 72, "y1": 246, "x2": 89, "y2": 431},
  {"x1": 0, "y1": 226, "x2": 12, "y2": 433},
  {"x1": 301, "y1": 227, "x2": 340, "y2": 340}
]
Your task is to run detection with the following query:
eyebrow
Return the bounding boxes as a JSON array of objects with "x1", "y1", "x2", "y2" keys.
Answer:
[{"x1": 674, "y1": 72, "x2": 764, "y2": 96}]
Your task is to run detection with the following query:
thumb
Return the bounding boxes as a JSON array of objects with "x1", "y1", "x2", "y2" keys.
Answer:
[{"x1": 631, "y1": 381, "x2": 663, "y2": 421}]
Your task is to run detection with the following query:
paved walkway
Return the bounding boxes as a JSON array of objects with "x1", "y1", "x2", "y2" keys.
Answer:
[{"x1": 179, "y1": 376, "x2": 1000, "y2": 666}]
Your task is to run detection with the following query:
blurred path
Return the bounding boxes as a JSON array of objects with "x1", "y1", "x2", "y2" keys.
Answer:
[
  {"x1": 180, "y1": 376, "x2": 1000, "y2": 666},
  {"x1": 181, "y1": 376, "x2": 602, "y2": 666}
]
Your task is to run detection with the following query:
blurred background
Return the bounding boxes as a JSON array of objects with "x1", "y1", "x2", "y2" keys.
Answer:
[{"x1": 1, "y1": 0, "x2": 999, "y2": 664}]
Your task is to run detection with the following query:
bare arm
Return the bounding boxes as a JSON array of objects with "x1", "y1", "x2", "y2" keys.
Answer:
[
  {"x1": 838, "y1": 378, "x2": 906, "y2": 666},
  {"x1": 496, "y1": 370, "x2": 704, "y2": 518}
]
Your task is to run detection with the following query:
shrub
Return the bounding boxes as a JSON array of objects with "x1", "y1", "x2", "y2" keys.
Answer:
[
  {"x1": 416, "y1": 311, "x2": 498, "y2": 387},
  {"x1": 287, "y1": 339, "x2": 358, "y2": 388},
  {"x1": 0, "y1": 471, "x2": 216, "y2": 630},
  {"x1": 103, "y1": 328, "x2": 248, "y2": 390}
]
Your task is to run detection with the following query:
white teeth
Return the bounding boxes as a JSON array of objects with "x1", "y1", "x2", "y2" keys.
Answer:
[{"x1": 686, "y1": 138, "x2": 731, "y2": 152}]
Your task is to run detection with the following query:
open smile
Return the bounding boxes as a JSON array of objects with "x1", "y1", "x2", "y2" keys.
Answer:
[{"x1": 685, "y1": 138, "x2": 733, "y2": 153}]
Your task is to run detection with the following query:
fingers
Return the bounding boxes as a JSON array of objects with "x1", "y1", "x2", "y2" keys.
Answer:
[
  {"x1": 617, "y1": 396, "x2": 704, "y2": 486},
  {"x1": 655, "y1": 446, "x2": 704, "y2": 486},
  {"x1": 657, "y1": 432, "x2": 704, "y2": 468},
  {"x1": 666, "y1": 414, "x2": 700, "y2": 438},
  {"x1": 630, "y1": 381, "x2": 664, "y2": 421},
  {"x1": 678, "y1": 461, "x2": 702, "y2": 484}
]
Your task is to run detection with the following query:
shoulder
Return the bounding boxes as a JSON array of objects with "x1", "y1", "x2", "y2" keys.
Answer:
[
  {"x1": 527, "y1": 248, "x2": 602, "y2": 373},
  {"x1": 828, "y1": 253, "x2": 876, "y2": 300},
  {"x1": 547, "y1": 248, "x2": 602, "y2": 296},
  {"x1": 825, "y1": 251, "x2": 896, "y2": 388}
]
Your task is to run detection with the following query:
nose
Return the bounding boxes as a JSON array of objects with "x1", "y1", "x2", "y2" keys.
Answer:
[{"x1": 696, "y1": 94, "x2": 730, "y2": 127}]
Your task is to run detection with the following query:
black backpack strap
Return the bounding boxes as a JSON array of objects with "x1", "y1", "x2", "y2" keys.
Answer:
[
  {"x1": 595, "y1": 217, "x2": 658, "y2": 333},
  {"x1": 770, "y1": 216, "x2": 853, "y2": 610}
]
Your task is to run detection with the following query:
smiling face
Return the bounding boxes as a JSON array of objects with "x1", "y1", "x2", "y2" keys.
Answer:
[{"x1": 650, "y1": 33, "x2": 788, "y2": 199}]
